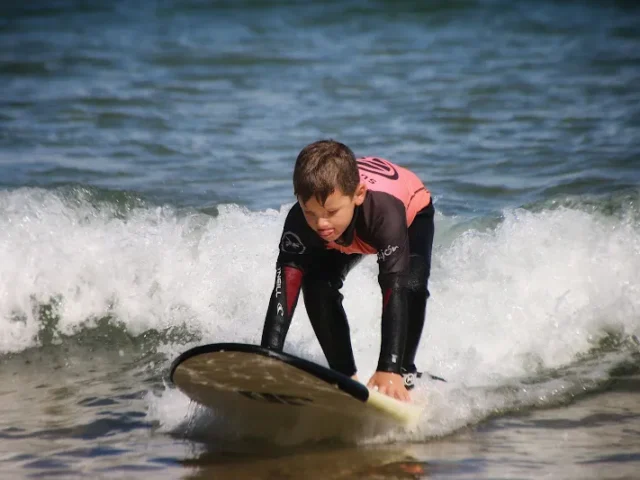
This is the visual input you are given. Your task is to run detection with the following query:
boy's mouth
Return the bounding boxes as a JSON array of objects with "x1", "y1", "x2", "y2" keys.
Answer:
[{"x1": 318, "y1": 228, "x2": 335, "y2": 239}]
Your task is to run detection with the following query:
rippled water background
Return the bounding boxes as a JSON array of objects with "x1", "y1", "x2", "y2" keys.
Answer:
[{"x1": 1, "y1": 0, "x2": 639, "y2": 478}]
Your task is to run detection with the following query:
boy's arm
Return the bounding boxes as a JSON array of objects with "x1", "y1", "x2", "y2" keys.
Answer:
[
  {"x1": 376, "y1": 245, "x2": 410, "y2": 374},
  {"x1": 260, "y1": 203, "x2": 314, "y2": 351},
  {"x1": 261, "y1": 263, "x2": 303, "y2": 351},
  {"x1": 377, "y1": 270, "x2": 409, "y2": 373},
  {"x1": 369, "y1": 196, "x2": 412, "y2": 374},
  {"x1": 367, "y1": 200, "x2": 412, "y2": 401}
]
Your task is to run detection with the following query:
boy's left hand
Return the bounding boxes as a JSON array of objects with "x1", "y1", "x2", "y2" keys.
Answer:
[{"x1": 367, "y1": 371, "x2": 411, "y2": 402}]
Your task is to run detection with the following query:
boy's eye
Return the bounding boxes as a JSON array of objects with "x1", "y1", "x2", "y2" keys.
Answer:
[{"x1": 327, "y1": 210, "x2": 338, "y2": 215}]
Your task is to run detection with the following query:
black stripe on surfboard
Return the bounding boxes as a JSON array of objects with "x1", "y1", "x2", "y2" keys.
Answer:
[{"x1": 169, "y1": 343, "x2": 370, "y2": 403}]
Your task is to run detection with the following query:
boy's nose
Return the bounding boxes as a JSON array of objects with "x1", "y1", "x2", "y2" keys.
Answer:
[{"x1": 317, "y1": 217, "x2": 331, "y2": 229}]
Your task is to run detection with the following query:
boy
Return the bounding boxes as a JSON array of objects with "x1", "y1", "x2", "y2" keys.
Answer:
[{"x1": 260, "y1": 140, "x2": 434, "y2": 402}]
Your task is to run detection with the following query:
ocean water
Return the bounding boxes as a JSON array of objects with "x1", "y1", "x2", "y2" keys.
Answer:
[{"x1": 1, "y1": 0, "x2": 640, "y2": 478}]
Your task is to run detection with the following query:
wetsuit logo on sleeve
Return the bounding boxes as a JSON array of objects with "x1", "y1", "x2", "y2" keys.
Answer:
[
  {"x1": 377, "y1": 245, "x2": 399, "y2": 262},
  {"x1": 357, "y1": 157, "x2": 399, "y2": 180},
  {"x1": 275, "y1": 267, "x2": 285, "y2": 316},
  {"x1": 280, "y1": 231, "x2": 306, "y2": 254},
  {"x1": 275, "y1": 267, "x2": 282, "y2": 296}
]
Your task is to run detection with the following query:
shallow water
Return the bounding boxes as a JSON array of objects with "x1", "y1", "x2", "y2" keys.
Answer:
[
  {"x1": 1, "y1": 345, "x2": 639, "y2": 478},
  {"x1": 1, "y1": 0, "x2": 640, "y2": 478},
  {"x1": 182, "y1": 387, "x2": 640, "y2": 480}
]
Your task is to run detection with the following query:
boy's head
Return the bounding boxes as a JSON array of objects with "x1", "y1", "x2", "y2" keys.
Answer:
[{"x1": 293, "y1": 140, "x2": 366, "y2": 242}]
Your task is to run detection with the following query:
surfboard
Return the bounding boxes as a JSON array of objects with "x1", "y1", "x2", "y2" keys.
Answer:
[{"x1": 169, "y1": 343, "x2": 424, "y2": 439}]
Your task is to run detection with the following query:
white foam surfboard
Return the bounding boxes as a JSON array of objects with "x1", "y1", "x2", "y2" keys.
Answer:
[{"x1": 170, "y1": 343, "x2": 424, "y2": 438}]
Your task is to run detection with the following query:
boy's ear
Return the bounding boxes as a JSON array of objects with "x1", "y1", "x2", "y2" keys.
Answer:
[{"x1": 353, "y1": 183, "x2": 367, "y2": 206}]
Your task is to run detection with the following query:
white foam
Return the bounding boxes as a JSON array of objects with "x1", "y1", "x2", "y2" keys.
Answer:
[
  {"x1": 0, "y1": 188, "x2": 286, "y2": 354},
  {"x1": 428, "y1": 207, "x2": 640, "y2": 384},
  {"x1": 1, "y1": 188, "x2": 638, "y2": 442}
]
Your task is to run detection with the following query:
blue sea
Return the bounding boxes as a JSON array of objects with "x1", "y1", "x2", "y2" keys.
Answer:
[{"x1": 1, "y1": 0, "x2": 639, "y2": 478}]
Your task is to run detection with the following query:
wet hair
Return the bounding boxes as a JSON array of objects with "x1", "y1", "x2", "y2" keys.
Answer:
[{"x1": 293, "y1": 140, "x2": 360, "y2": 205}]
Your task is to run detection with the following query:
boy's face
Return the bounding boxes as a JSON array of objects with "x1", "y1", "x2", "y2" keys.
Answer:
[{"x1": 299, "y1": 184, "x2": 366, "y2": 243}]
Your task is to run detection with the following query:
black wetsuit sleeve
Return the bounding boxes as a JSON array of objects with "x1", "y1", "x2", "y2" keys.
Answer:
[
  {"x1": 364, "y1": 192, "x2": 411, "y2": 373},
  {"x1": 261, "y1": 264, "x2": 303, "y2": 351},
  {"x1": 261, "y1": 204, "x2": 318, "y2": 351}
]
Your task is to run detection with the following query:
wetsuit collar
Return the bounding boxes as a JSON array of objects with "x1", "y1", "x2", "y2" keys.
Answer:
[{"x1": 335, "y1": 204, "x2": 360, "y2": 246}]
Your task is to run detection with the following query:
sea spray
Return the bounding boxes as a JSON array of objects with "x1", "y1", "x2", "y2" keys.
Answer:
[{"x1": 1, "y1": 187, "x2": 638, "y2": 443}]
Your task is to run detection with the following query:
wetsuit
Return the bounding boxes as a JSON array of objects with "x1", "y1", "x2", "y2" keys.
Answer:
[{"x1": 261, "y1": 157, "x2": 434, "y2": 377}]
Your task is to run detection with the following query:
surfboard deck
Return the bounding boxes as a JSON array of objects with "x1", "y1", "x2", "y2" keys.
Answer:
[{"x1": 169, "y1": 343, "x2": 424, "y2": 436}]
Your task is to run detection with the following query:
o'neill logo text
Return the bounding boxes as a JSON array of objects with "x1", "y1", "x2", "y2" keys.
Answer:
[
  {"x1": 275, "y1": 267, "x2": 285, "y2": 316},
  {"x1": 280, "y1": 231, "x2": 306, "y2": 254},
  {"x1": 377, "y1": 245, "x2": 399, "y2": 262},
  {"x1": 275, "y1": 267, "x2": 282, "y2": 297}
]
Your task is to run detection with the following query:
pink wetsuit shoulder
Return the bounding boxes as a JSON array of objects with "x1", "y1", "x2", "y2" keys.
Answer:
[{"x1": 357, "y1": 157, "x2": 430, "y2": 226}]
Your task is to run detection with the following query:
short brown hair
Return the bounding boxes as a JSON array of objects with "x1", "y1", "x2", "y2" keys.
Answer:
[{"x1": 293, "y1": 140, "x2": 360, "y2": 205}]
